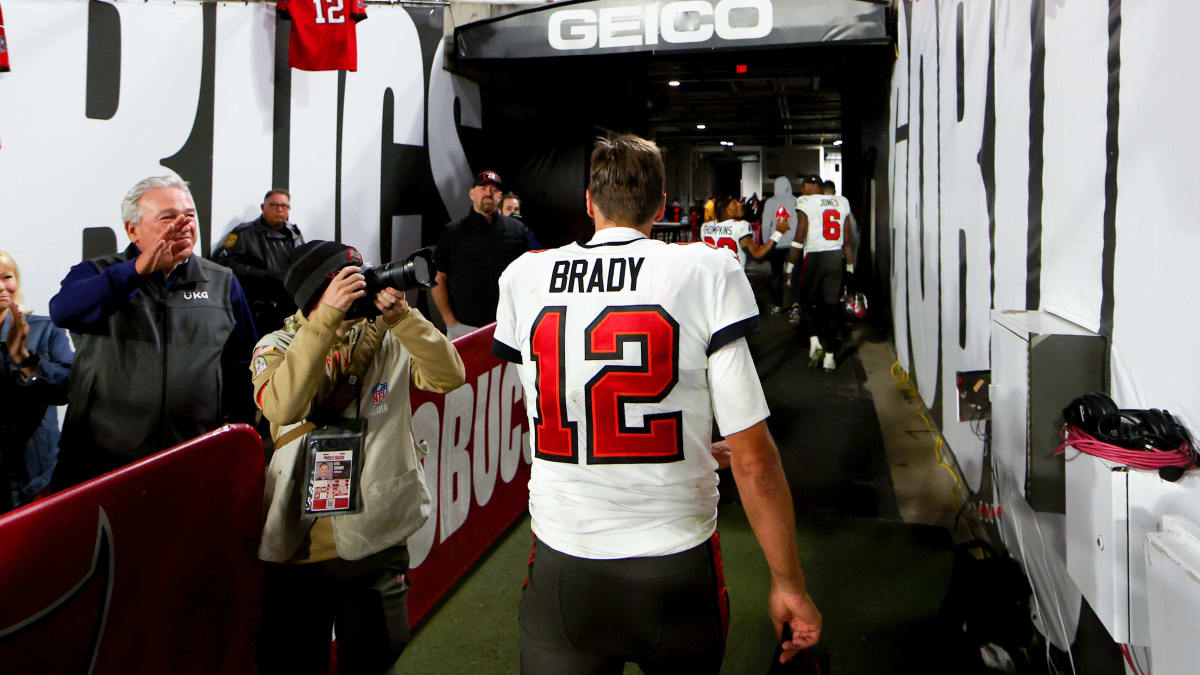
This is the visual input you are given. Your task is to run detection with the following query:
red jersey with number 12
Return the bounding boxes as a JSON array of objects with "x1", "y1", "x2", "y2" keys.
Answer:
[
  {"x1": 493, "y1": 227, "x2": 769, "y2": 560},
  {"x1": 0, "y1": 2, "x2": 11, "y2": 73},
  {"x1": 278, "y1": 0, "x2": 367, "y2": 72}
]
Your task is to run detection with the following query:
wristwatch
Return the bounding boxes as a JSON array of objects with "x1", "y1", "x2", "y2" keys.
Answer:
[{"x1": 19, "y1": 353, "x2": 40, "y2": 370}]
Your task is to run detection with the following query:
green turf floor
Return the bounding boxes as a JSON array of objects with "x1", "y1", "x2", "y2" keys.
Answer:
[{"x1": 392, "y1": 507, "x2": 954, "y2": 674}]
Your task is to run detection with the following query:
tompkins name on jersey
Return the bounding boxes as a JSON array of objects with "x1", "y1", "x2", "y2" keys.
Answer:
[
  {"x1": 701, "y1": 223, "x2": 734, "y2": 237},
  {"x1": 548, "y1": 257, "x2": 645, "y2": 294}
]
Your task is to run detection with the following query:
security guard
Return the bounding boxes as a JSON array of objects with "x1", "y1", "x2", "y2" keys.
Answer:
[{"x1": 215, "y1": 189, "x2": 304, "y2": 336}]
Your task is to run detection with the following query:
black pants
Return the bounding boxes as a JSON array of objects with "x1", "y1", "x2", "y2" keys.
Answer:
[
  {"x1": 257, "y1": 545, "x2": 411, "y2": 675},
  {"x1": 520, "y1": 534, "x2": 728, "y2": 675},
  {"x1": 797, "y1": 251, "x2": 844, "y2": 353},
  {"x1": 767, "y1": 248, "x2": 788, "y2": 308}
]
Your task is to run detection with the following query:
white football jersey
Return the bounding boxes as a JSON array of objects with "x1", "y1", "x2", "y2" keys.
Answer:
[
  {"x1": 493, "y1": 226, "x2": 770, "y2": 559},
  {"x1": 796, "y1": 194, "x2": 851, "y2": 253},
  {"x1": 699, "y1": 219, "x2": 755, "y2": 268}
]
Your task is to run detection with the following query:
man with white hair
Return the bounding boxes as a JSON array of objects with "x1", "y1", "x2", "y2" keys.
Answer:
[{"x1": 49, "y1": 175, "x2": 257, "y2": 487}]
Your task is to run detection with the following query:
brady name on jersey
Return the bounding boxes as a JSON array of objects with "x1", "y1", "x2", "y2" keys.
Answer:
[{"x1": 547, "y1": 256, "x2": 645, "y2": 294}]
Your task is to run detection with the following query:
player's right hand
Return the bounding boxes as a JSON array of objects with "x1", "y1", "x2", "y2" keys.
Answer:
[
  {"x1": 769, "y1": 585, "x2": 822, "y2": 663},
  {"x1": 775, "y1": 212, "x2": 791, "y2": 234},
  {"x1": 319, "y1": 266, "x2": 367, "y2": 313}
]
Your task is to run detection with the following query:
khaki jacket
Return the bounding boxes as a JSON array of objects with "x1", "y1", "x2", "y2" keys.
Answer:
[{"x1": 251, "y1": 302, "x2": 465, "y2": 563}]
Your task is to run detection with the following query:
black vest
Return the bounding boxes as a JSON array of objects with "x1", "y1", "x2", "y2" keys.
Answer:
[{"x1": 59, "y1": 248, "x2": 235, "y2": 479}]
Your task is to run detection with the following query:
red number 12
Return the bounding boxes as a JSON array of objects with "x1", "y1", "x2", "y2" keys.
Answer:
[{"x1": 530, "y1": 305, "x2": 682, "y2": 465}]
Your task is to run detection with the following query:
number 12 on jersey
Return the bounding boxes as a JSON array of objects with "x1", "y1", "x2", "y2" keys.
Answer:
[
  {"x1": 311, "y1": 0, "x2": 346, "y2": 24},
  {"x1": 530, "y1": 305, "x2": 683, "y2": 465}
]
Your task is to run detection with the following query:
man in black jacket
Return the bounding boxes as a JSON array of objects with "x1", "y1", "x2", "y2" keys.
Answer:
[
  {"x1": 214, "y1": 189, "x2": 304, "y2": 336},
  {"x1": 432, "y1": 170, "x2": 530, "y2": 339},
  {"x1": 49, "y1": 175, "x2": 257, "y2": 487}
]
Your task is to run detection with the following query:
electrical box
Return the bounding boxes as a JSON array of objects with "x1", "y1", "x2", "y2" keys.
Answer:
[
  {"x1": 955, "y1": 369, "x2": 991, "y2": 422},
  {"x1": 990, "y1": 310, "x2": 1106, "y2": 513},
  {"x1": 1065, "y1": 453, "x2": 1200, "y2": 645},
  {"x1": 1145, "y1": 515, "x2": 1200, "y2": 673}
]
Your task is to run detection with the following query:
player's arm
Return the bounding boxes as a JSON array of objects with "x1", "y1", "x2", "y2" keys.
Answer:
[
  {"x1": 785, "y1": 210, "x2": 808, "y2": 269},
  {"x1": 844, "y1": 210, "x2": 858, "y2": 272},
  {"x1": 726, "y1": 421, "x2": 822, "y2": 661}
]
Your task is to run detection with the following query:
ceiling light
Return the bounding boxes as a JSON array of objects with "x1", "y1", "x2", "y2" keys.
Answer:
[
  {"x1": 696, "y1": 124, "x2": 707, "y2": 130},
  {"x1": 668, "y1": 80, "x2": 681, "y2": 87},
  {"x1": 832, "y1": 139, "x2": 843, "y2": 146}
]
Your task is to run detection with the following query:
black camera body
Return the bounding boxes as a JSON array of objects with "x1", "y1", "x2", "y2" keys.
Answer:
[{"x1": 345, "y1": 248, "x2": 438, "y2": 319}]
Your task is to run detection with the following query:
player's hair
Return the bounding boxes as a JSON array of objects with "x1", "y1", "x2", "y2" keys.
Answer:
[
  {"x1": 264, "y1": 188, "x2": 291, "y2": 203},
  {"x1": 588, "y1": 135, "x2": 665, "y2": 227},
  {"x1": 121, "y1": 175, "x2": 193, "y2": 224},
  {"x1": 501, "y1": 192, "x2": 520, "y2": 205},
  {"x1": 0, "y1": 250, "x2": 25, "y2": 309},
  {"x1": 715, "y1": 195, "x2": 740, "y2": 221},
  {"x1": 822, "y1": 180, "x2": 836, "y2": 194}
]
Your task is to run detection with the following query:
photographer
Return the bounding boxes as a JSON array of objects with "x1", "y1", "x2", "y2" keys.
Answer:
[{"x1": 251, "y1": 241, "x2": 465, "y2": 674}]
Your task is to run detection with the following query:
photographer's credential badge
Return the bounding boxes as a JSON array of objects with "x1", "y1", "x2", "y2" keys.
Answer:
[{"x1": 304, "y1": 420, "x2": 367, "y2": 516}]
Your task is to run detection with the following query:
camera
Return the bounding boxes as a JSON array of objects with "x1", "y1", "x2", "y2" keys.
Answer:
[{"x1": 346, "y1": 248, "x2": 438, "y2": 319}]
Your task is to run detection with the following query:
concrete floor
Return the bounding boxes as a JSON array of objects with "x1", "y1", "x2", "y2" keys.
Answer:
[{"x1": 856, "y1": 339, "x2": 965, "y2": 536}]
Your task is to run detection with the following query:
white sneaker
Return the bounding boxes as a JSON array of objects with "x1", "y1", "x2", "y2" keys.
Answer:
[
  {"x1": 809, "y1": 336, "x2": 823, "y2": 360},
  {"x1": 823, "y1": 352, "x2": 836, "y2": 371}
]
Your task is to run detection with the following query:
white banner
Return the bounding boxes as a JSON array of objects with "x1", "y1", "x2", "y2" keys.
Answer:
[{"x1": 0, "y1": 1, "x2": 459, "y2": 310}]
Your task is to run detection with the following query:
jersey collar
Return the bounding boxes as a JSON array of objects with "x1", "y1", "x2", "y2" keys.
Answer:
[{"x1": 583, "y1": 226, "x2": 647, "y2": 248}]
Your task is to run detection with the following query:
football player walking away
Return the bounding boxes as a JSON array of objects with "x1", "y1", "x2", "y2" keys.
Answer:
[
  {"x1": 493, "y1": 135, "x2": 821, "y2": 674},
  {"x1": 700, "y1": 195, "x2": 789, "y2": 272},
  {"x1": 786, "y1": 176, "x2": 855, "y2": 371}
]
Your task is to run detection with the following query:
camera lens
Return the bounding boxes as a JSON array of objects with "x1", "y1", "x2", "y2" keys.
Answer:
[{"x1": 370, "y1": 254, "x2": 432, "y2": 292}]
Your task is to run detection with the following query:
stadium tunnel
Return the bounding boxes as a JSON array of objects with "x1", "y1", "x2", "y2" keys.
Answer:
[
  {"x1": 441, "y1": 0, "x2": 896, "y2": 327},
  {"x1": 395, "y1": 3, "x2": 985, "y2": 671}
]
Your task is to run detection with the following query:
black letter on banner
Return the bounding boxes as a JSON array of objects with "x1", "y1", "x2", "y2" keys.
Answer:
[
  {"x1": 86, "y1": 0, "x2": 120, "y2": 121},
  {"x1": 1098, "y1": 0, "x2": 1122, "y2": 337},
  {"x1": 161, "y1": 2, "x2": 216, "y2": 257},
  {"x1": 1026, "y1": 0, "x2": 1046, "y2": 311}
]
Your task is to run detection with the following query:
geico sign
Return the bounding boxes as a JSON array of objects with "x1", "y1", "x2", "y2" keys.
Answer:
[{"x1": 548, "y1": 0, "x2": 773, "y2": 51}]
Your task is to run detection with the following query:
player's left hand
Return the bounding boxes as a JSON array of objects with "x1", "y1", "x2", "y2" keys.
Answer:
[
  {"x1": 375, "y1": 287, "x2": 409, "y2": 326},
  {"x1": 710, "y1": 440, "x2": 732, "y2": 470}
]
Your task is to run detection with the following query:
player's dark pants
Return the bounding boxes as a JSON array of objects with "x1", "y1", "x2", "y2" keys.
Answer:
[
  {"x1": 520, "y1": 534, "x2": 729, "y2": 675},
  {"x1": 257, "y1": 545, "x2": 411, "y2": 675},
  {"x1": 797, "y1": 250, "x2": 844, "y2": 353},
  {"x1": 767, "y1": 248, "x2": 788, "y2": 308}
]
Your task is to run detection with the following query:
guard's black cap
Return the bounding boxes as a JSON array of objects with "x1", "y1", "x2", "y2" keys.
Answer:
[
  {"x1": 284, "y1": 240, "x2": 364, "y2": 314},
  {"x1": 473, "y1": 170, "x2": 502, "y2": 188}
]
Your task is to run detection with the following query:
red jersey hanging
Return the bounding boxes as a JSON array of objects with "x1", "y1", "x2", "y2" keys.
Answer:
[
  {"x1": 0, "y1": 1, "x2": 11, "y2": 73},
  {"x1": 278, "y1": 0, "x2": 367, "y2": 72}
]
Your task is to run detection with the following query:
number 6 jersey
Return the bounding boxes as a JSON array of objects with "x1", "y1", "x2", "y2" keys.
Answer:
[
  {"x1": 796, "y1": 193, "x2": 851, "y2": 254},
  {"x1": 493, "y1": 226, "x2": 770, "y2": 559}
]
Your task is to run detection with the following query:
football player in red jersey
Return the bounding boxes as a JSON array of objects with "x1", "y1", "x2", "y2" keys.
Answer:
[{"x1": 493, "y1": 135, "x2": 821, "y2": 673}]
